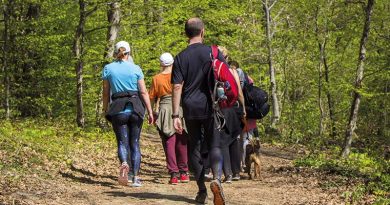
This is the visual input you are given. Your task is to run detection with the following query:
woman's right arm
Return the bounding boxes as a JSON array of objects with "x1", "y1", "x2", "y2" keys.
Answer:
[{"x1": 103, "y1": 80, "x2": 110, "y2": 113}]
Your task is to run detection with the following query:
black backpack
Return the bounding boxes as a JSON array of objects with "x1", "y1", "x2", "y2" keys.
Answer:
[{"x1": 243, "y1": 80, "x2": 270, "y2": 119}]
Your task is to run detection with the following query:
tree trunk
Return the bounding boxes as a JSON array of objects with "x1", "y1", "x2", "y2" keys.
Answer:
[
  {"x1": 2, "y1": 0, "x2": 11, "y2": 120},
  {"x1": 96, "y1": 2, "x2": 121, "y2": 127},
  {"x1": 263, "y1": 0, "x2": 280, "y2": 127},
  {"x1": 315, "y1": 7, "x2": 325, "y2": 137},
  {"x1": 324, "y1": 46, "x2": 336, "y2": 138},
  {"x1": 74, "y1": 0, "x2": 86, "y2": 127},
  {"x1": 342, "y1": 0, "x2": 375, "y2": 158},
  {"x1": 317, "y1": 41, "x2": 325, "y2": 137}
]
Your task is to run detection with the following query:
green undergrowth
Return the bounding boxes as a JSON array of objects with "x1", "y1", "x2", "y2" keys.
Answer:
[
  {"x1": 294, "y1": 148, "x2": 390, "y2": 204},
  {"x1": 0, "y1": 119, "x2": 115, "y2": 179}
]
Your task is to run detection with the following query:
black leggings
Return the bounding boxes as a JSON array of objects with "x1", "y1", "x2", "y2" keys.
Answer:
[
  {"x1": 222, "y1": 138, "x2": 241, "y2": 177},
  {"x1": 186, "y1": 117, "x2": 222, "y2": 192}
]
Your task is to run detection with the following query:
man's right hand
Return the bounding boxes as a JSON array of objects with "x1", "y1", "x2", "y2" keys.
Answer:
[{"x1": 173, "y1": 118, "x2": 183, "y2": 134}]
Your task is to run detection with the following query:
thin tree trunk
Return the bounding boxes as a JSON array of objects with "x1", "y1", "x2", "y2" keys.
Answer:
[
  {"x1": 324, "y1": 46, "x2": 336, "y2": 137},
  {"x1": 342, "y1": 0, "x2": 375, "y2": 158},
  {"x1": 96, "y1": 2, "x2": 121, "y2": 127},
  {"x1": 263, "y1": 0, "x2": 280, "y2": 127},
  {"x1": 2, "y1": 0, "x2": 11, "y2": 120},
  {"x1": 315, "y1": 7, "x2": 325, "y2": 137},
  {"x1": 317, "y1": 42, "x2": 325, "y2": 136},
  {"x1": 74, "y1": 0, "x2": 86, "y2": 127}
]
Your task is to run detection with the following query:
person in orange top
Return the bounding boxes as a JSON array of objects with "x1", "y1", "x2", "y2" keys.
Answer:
[{"x1": 149, "y1": 53, "x2": 189, "y2": 185}]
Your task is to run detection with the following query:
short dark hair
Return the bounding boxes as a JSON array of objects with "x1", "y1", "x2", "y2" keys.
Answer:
[
  {"x1": 185, "y1": 18, "x2": 204, "y2": 38},
  {"x1": 228, "y1": 60, "x2": 240, "y2": 68}
]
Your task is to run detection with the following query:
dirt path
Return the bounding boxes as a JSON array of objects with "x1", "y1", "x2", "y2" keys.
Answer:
[{"x1": 6, "y1": 134, "x2": 346, "y2": 205}]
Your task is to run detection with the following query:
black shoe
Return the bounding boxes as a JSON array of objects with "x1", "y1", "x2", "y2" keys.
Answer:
[
  {"x1": 224, "y1": 175, "x2": 232, "y2": 183},
  {"x1": 210, "y1": 179, "x2": 226, "y2": 205},
  {"x1": 232, "y1": 174, "x2": 240, "y2": 181},
  {"x1": 195, "y1": 191, "x2": 208, "y2": 204}
]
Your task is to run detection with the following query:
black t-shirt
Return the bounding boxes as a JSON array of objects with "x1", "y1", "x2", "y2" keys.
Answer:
[{"x1": 172, "y1": 43, "x2": 225, "y2": 120}]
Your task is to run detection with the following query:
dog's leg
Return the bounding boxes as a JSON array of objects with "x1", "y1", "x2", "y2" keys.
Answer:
[
  {"x1": 255, "y1": 158, "x2": 261, "y2": 180},
  {"x1": 250, "y1": 161, "x2": 255, "y2": 180}
]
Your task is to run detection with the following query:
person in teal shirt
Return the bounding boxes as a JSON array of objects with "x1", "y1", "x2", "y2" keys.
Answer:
[{"x1": 102, "y1": 41, "x2": 153, "y2": 187}]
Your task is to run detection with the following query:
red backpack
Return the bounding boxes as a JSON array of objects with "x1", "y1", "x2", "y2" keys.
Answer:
[{"x1": 209, "y1": 45, "x2": 239, "y2": 129}]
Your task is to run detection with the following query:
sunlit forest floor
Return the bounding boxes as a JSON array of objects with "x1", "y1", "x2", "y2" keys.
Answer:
[{"x1": 0, "y1": 122, "x2": 375, "y2": 204}]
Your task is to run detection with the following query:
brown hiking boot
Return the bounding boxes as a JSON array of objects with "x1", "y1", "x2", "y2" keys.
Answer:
[{"x1": 210, "y1": 179, "x2": 226, "y2": 205}]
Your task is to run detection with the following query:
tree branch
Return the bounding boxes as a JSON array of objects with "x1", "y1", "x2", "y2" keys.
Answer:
[
  {"x1": 85, "y1": 26, "x2": 109, "y2": 35},
  {"x1": 273, "y1": 7, "x2": 285, "y2": 22},
  {"x1": 85, "y1": 5, "x2": 98, "y2": 17},
  {"x1": 269, "y1": 0, "x2": 278, "y2": 10}
]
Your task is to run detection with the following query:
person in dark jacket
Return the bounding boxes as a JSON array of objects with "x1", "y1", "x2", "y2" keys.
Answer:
[{"x1": 102, "y1": 41, "x2": 153, "y2": 187}]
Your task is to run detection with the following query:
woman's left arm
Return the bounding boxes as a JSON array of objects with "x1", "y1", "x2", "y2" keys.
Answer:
[{"x1": 138, "y1": 79, "x2": 154, "y2": 124}]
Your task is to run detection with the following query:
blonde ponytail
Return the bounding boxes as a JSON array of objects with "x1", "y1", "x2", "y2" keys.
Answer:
[{"x1": 116, "y1": 47, "x2": 127, "y2": 61}]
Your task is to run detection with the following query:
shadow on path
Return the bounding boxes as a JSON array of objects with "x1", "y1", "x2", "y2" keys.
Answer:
[
  {"x1": 261, "y1": 148, "x2": 296, "y2": 160},
  {"x1": 60, "y1": 172, "x2": 116, "y2": 188},
  {"x1": 104, "y1": 191, "x2": 196, "y2": 204}
]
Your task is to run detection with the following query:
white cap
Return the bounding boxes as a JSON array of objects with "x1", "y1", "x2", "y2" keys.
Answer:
[
  {"x1": 159, "y1": 52, "x2": 174, "y2": 66},
  {"x1": 115, "y1": 41, "x2": 130, "y2": 53}
]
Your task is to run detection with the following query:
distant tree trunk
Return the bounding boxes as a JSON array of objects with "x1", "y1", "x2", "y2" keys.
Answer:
[
  {"x1": 324, "y1": 46, "x2": 336, "y2": 138},
  {"x1": 96, "y1": 2, "x2": 121, "y2": 127},
  {"x1": 143, "y1": 0, "x2": 152, "y2": 35},
  {"x1": 2, "y1": 1, "x2": 11, "y2": 120},
  {"x1": 342, "y1": 0, "x2": 375, "y2": 158},
  {"x1": 317, "y1": 42, "x2": 325, "y2": 136},
  {"x1": 262, "y1": 0, "x2": 280, "y2": 127},
  {"x1": 315, "y1": 7, "x2": 325, "y2": 137},
  {"x1": 73, "y1": 0, "x2": 87, "y2": 127}
]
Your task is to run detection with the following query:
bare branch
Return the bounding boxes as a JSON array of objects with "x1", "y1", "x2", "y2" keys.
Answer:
[
  {"x1": 85, "y1": 26, "x2": 109, "y2": 35},
  {"x1": 273, "y1": 7, "x2": 285, "y2": 22},
  {"x1": 85, "y1": 5, "x2": 98, "y2": 17},
  {"x1": 269, "y1": 0, "x2": 278, "y2": 10},
  {"x1": 345, "y1": 0, "x2": 365, "y2": 5}
]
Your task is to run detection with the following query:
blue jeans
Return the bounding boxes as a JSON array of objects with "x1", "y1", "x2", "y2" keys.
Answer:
[{"x1": 111, "y1": 112, "x2": 143, "y2": 176}]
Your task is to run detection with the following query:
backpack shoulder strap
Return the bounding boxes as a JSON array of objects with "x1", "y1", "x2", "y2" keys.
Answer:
[{"x1": 211, "y1": 45, "x2": 219, "y2": 59}]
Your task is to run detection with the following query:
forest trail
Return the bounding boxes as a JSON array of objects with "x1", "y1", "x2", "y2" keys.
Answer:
[{"x1": 6, "y1": 133, "x2": 346, "y2": 205}]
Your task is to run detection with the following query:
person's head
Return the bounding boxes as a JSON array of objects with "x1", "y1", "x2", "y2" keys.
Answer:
[
  {"x1": 114, "y1": 41, "x2": 131, "y2": 61},
  {"x1": 228, "y1": 60, "x2": 240, "y2": 70},
  {"x1": 185, "y1": 18, "x2": 205, "y2": 39},
  {"x1": 218, "y1": 46, "x2": 228, "y2": 60},
  {"x1": 159, "y1": 52, "x2": 174, "y2": 71}
]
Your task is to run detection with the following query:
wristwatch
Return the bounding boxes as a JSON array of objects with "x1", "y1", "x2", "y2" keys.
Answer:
[{"x1": 171, "y1": 114, "x2": 180, "y2": 119}]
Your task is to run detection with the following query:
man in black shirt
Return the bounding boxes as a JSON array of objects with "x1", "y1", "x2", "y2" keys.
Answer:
[{"x1": 172, "y1": 17, "x2": 226, "y2": 205}]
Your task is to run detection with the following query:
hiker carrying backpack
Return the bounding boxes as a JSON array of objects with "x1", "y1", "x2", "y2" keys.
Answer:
[
  {"x1": 242, "y1": 73, "x2": 270, "y2": 120},
  {"x1": 209, "y1": 45, "x2": 239, "y2": 130}
]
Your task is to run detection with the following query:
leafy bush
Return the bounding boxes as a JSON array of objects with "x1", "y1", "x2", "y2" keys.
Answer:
[{"x1": 294, "y1": 151, "x2": 390, "y2": 203}]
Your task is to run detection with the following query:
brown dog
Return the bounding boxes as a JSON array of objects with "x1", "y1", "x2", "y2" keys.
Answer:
[{"x1": 245, "y1": 139, "x2": 261, "y2": 180}]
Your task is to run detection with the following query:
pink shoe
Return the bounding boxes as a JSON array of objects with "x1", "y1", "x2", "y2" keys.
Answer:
[{"x1": 118, "y1": 162, "x2": 129, "y2": 186}]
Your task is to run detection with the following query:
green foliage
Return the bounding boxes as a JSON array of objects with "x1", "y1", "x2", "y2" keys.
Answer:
[
  {"x1": 0, "y1": 0, "x2": 388, "y2": 201},
  {"x1": 294, "y1": 150, "x2": 390, "y2": 203},
  {"x1": 0, "y1": 119, "x2": 114, "y2": 175}
]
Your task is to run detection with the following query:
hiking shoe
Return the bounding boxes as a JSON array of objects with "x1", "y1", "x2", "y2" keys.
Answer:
[
  {"x1": 224, "y1": 175, "x2": 232, "y2": 183},
  {"x1": 204, "y1": 173, "x2": 213, "y2": 181},
  {"x1": 131, "y1": 176, "x2": 142, "y2": 187},
  {"x1": 180, "y1": 172, "x2": 190, "y2": 183},
  {"x1": 195, "y1": 191, "x2": 208, "y2": 204},
  {"x1": 118, "y1": 162, "x2": 129, "y2": 186},
  {"x1": 232, "y1": 174, "x2": 240, "y2": 181},
  {"x1": 128, "y1": 172, "x2": 134, "y2": 183},
  {"x1": 169, "y1": 176, "x2": 179, "y2": 185},
  {"x1": 210, "y1": 179, "x2": 226, "y2": 205}
]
